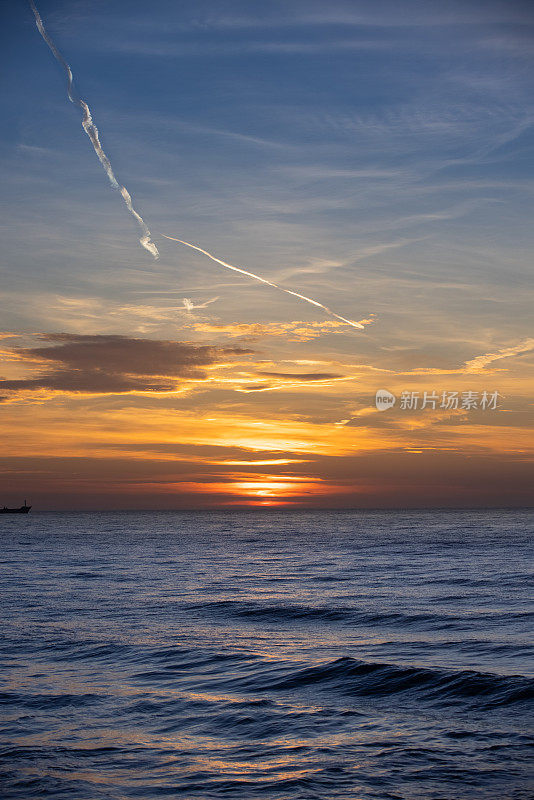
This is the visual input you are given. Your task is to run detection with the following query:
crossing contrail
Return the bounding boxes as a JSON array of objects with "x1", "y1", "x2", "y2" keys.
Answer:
[
  {"x1": 160, "y1": 234, "x2": 364, "y2": 329},
  {"x1": 29, "y1": 0, "x2": 159, "y2": 260}
]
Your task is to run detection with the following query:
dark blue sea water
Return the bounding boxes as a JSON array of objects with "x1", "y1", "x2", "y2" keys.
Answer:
[{"x1": 1, "y1": 510, "x2": 533, "y2": 799}]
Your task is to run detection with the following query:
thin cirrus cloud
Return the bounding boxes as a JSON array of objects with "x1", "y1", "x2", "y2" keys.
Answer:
[
  {"x1": 76, "y1": 0, "x2": 534, "y2": 35},
  {"x1": 78, "y1": 1, "x2": 534, "y2": 59},
  {"x1": 463, "y1": 339, "x2": 534, "y2": 374},
  {"x1": 393, "y1": 339, "x2": 534, "y2": 377},
  {"x1": 257, "y1": 371, "x2": 344, "y2": 381}
]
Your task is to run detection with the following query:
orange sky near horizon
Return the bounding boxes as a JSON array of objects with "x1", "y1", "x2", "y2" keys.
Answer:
[{"x1": 0, "y1": 328, "x2": 532, "y2": 509}]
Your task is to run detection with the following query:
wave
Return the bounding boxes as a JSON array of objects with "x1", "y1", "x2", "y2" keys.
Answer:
[
  {"x1": 185, "y1": 599, "x2": 439, "y2": 625},
  {"x1": 0, "y1": 692, "x2": 101, "y2": 710},
  {"x1": 183, "y1": 599, "x2": 531, "y2": 630},
  {"x1": 124, "y1": 639, "x2": 533, "y2": 710},
  {"x1": 257, "y1": 656, "x2": 534, "y2": 708}
]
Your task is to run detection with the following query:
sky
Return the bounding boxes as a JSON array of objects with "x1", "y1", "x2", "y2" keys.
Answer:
[{"x1": 0, "y1": 0, "x2": 533, "y2": 509}]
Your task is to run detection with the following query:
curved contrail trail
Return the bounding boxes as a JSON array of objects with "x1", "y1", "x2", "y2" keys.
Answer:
[
  {"x1": 160, "y1": 233, "x2": 364, "y2": 329},
  {"x1": 29, "y1": 0, "x2": 159, "y2": 260}
]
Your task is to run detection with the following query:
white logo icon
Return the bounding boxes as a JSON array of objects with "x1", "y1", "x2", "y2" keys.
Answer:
[{"x1": 375, "y1": 389, "x2": 396, "y2": 411}]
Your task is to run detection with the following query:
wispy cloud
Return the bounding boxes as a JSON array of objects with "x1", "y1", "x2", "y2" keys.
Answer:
[
  {"x1": 464, "y1": 339, "x2": 534, "y2": 374},
  {"x1": 190, "y1": 318, "x2": 374, "y2": 342},
  {"x1": 386, "y1": 339, "x2": 534, "y2": 377}
]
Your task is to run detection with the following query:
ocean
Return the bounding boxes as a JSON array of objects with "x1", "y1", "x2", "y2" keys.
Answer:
[{"x1": 1, "y1": 509, "x2": 532, "y2": 799}]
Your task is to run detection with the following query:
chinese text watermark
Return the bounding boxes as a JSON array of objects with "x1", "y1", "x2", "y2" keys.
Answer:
[{"x1": 375, "y1": 389, "x2": 503, "y2": 411}]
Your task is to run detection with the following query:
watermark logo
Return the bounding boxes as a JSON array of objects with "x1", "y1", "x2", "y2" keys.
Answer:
[
  {"x1": 375, "y1": 389, "x2": 396, "y2": 411},
  {"x1": 376, "y1": 389, "x2": 503, "y2": 411}
]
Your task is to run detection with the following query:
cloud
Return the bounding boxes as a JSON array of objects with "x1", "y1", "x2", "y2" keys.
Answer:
[
  {"x1": 181, "y1": 297, "x2": 220, "y2": 312},
  {"x1": 0, "y1": 334, "x2": 252, "y2": 396},
  {"x1": 190, "y1": 317, "x2": 374, "y2": 342},
  {"x1": 463, "y1": 338, "x2": 534, "y2": 374},
  {"x1": 258, "y1": 371, "x2": 344, "y2": 381},
  {"x1": 398, "y1": 338, "x2": 534, "y2": 376},
  {"x1": 234, "y1": 369, "x2": 348, "y2": 393}
]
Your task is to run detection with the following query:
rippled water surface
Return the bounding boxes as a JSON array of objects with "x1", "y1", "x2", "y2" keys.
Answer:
[{"x1": 1, "y1": 510, "x2": 533, "y2": 799}]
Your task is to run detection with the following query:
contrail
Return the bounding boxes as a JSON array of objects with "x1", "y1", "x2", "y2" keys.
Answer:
[
  {"x1": 160, "y1": 234, "x2": 364, "y2": 329},
  {"x1": 29, "y1": 0, "x2": 159, "y2": 260}
]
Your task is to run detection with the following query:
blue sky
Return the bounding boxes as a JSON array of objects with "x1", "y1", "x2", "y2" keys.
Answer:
[{"x1": 2, "y1": 0, "x2": 533, "y2": 350}]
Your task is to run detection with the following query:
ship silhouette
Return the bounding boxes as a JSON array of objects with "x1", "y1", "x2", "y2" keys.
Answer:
[{"x1": 1, "y1": 500, "x2": 31, "y2": 514}]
